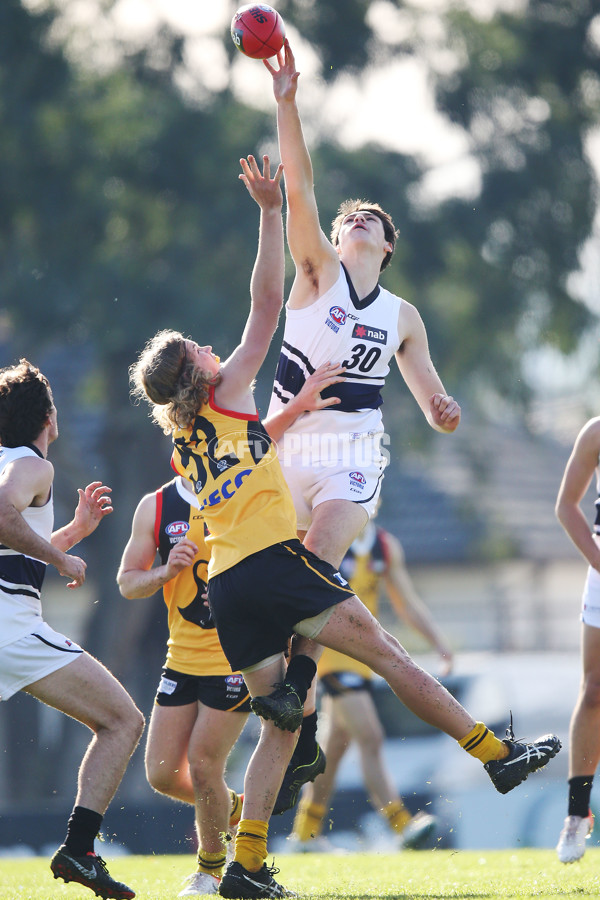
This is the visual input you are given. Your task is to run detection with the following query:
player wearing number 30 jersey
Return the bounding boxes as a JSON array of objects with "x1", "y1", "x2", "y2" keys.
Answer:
[
  {"x1": 265, "y1": 40, "x2": 462, "y2": 558},
  {"x1": 267, "y1": 263, "x2": 401, "y2": 528}
]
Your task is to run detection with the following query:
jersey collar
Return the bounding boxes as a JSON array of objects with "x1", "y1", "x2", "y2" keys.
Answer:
[{"x1": 341, "y1": 262, "x2": 381, "y2": 310}]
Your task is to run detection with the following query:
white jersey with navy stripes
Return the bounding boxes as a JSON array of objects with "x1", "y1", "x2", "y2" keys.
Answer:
[
  {"x1": 267, "y1": 263, "x2": 402, "y2": 461},
  {"x1": 0, "y1": 445, "x2": 54, "y2": 648}
]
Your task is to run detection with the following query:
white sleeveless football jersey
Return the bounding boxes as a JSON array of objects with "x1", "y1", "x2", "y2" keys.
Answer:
[
  {"x1": 0, "y1": 445, "x2": 54, "y2": 648},
  {"x1": 268, "y1": 264, "x2": 402, "y2": 462}
]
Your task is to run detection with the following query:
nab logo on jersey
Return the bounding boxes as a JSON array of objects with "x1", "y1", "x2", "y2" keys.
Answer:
[
  {"x1": 166, "y1": 521, "x2": 189, "y2": 537},
  {"x1": 326, "y1": 305, "x2": 347, "y2": 333},
  {"x1": 352, "y1": 324, "x2": 387, "y2": 344}
]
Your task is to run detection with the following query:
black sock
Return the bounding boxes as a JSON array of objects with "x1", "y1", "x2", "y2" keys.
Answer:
[
  {"x1": 284, "y1": 655, "x2": 317, "y2": 704},
  {"x1": 63, "y1": 805, "x2": 103, "y2": 857},
  {"x1": 568, "y1": 776, "x2": 594, "y2": 818},
  {"x1": 292, "y1": 710, "x2": 318, "y2": 765}
]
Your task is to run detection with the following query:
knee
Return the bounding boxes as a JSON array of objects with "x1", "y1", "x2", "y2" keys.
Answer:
[
  {"x1": 108, "y1": 699, "x2": 145, "y2": 751},
  {"x1": 581, "y1": 674, "x2": 600, "y2": 709},
  {"x1": 146, "y1": 761, "x2": 179, "y2": 796},
  {"x1": 123, "y1": 703, "x2": 145, "y2": 748}
]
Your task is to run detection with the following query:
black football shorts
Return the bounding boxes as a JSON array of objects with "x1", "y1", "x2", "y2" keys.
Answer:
[{"x1": 208, "y1": 539, "x2": 355, "y2": 672}]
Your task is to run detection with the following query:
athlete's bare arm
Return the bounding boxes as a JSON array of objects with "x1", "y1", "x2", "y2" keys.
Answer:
[
  {"x1": 117, "y1": 492, "x2": 198, "y2": 599},
  {"x1": 264, "y1": 42, "x2": 340, "y2": 308},
  {"x1": 556, "y1": 416, "x2": 600, "y2": 572},
  {"x1": 0, "y1": 456, "x2": 86, "y2": 587},
  {"x1": 395, "y1": 302, "x2": 461, "y2": 434},
  {"x1": 216, "y1": 154, "x2": 285, "y2": 413}
]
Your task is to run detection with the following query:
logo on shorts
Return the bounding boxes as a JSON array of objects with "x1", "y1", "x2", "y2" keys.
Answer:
[
  {"x1": 166, "y1": 521, "x2": 189, "y2": 537},
  {"x1": 352, "y1": 323, "x2": 387, "y2": 344},
  {"x1": 158, "y1": 675, "x2": 178, "y2": 695},
  {"x1": 349, "y1": 471, "x2": 366, "y2": 487},
  {"x1": 333, "y1": 571, "x2": 349, "y2": 587},
  {"x1": 326, "y1": 305, "x2": 347, "y2": 333},
  {"x1": 226, "y1": 673, "x2": 245, "y2": 699}
]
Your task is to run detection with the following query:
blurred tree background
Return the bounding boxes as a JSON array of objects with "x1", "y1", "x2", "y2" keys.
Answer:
[{"x1": 0, "y1": 0, "x2": 599, "y2": 810}]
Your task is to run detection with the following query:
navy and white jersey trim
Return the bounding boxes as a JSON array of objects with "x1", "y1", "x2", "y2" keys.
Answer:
[
  {"x1": 268, "y1": 263, "x2": 401, "y2": 426},
  {"x1": 0, "y1": 553, "x2": 46, "y2": 597},
  {"x1": 0, "y1": 444, "x2": 53, "y2": 648}
]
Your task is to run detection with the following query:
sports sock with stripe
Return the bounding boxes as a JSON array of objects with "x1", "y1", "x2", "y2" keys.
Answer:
[
  {"x1": 458, "y1": 722, "x2": 509, "y2": 763},
  {"x1": 235, "y1": 819, "x2": 268, "y2": 872},
  {"x1": 197, "y1": 848, "x2": 226, "y2": 878},
  {"x1": 229, "y1": 789, "x2": 243, "y2": 828}
]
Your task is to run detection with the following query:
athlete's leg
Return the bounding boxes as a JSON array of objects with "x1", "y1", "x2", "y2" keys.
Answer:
[
  {"x1": 312, "y1": 596, "x2": 475, "y2": 739},
  {"x1": 302, "y1": 499, "x2": 368, "y2": 569},
  {"x1": 227, "y1": 656, "x2": 298, "y2": 876},
  {"x1": 330, "y1": 688, "x2": 397, "y2": 810},
  {"x1": 145, "y1": 701, "x2": 197, "y2": 803},
  {"x1": 25, "y1": 651, "x2": 144, "y2": 813},
  {"x1": 240, "y1": 656, "x2": 298, "y2": 821},
  {"x1": 304, "y1": 694, "x2": 350, "y2": 809},
  {"x1": 290, "y1": 500, "x2": 367, "y2": 700},
  {"x1": 188, "y1": 705, "x2": 248, "y2": 853},
  {"x1": 556, "y1": 621, "x2": 600, "y2": 862},
  {"x1": 568, "y1": 622, "x2": 600, "y2": 778},
  {"x1": 292, "y1": 694, "x2": 350, "y2": 841}
]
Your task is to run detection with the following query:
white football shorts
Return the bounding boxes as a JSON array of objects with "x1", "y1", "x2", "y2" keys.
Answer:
[
  {"x1": 0, "y1": 621, "x2": 83, "y2": 701},
  {"x1": 581, "y1": 564, "x2": 600, "y2": 629},
  {"x1": 281, "y1": 450, "x2": 386, "y2": 532}
]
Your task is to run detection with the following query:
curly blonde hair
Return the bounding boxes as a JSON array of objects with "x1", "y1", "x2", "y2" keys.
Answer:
[
  {"x1": 130, "y1": 330, "x2": 220, "y2": 433},
  {"x1": 330, "y1": 199, "x2": 399, "y2": 271}
]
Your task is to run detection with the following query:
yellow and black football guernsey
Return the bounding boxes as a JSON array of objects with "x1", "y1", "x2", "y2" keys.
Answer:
[
  {"x1": 318, "y1": 523, "x2": 390, "y2": 680},
  {"x1": 170, "y1": 388, "x2": 297, "y2": 578},
  {"x1": 155, "y1": 476, "x2": 237, "y2": 676}
]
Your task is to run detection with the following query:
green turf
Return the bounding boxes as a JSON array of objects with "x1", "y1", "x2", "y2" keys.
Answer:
[{"x1": 2, "y1": 849, "x2": 600, "y2": 899}]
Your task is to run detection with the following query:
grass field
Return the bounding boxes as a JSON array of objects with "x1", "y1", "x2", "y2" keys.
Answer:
[{"x1": 3, "y1": 849, "x2": 600, "y2": 900}]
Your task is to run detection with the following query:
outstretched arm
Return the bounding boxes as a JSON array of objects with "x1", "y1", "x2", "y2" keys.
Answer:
[
  {"x1": 216, "y1": 154, "x2": 285, "y2": 410},
  {"x1": 383, "y1": 532, "x2": 454, "y2": 676},
  {"x1": 117, "y1": 492, "x2": 198, "y2": 599},
  {"x1": 556, "y1": 417, "x2": 600, "y2": 572},
  {"x1": 264, "y1": 42, "x2": 339, "y2": 302}
]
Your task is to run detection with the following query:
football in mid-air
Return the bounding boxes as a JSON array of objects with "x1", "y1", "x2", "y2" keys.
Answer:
[{"x1": 231, "y1": 4, "x2": 286, "y2": 60}]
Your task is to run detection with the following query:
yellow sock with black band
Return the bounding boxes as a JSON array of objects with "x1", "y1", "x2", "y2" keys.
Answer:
[
  {"x1": 235, "y1": 819, "x2": 268, "y2": 873},
  {"x1": 229, "y1": 789, "x2": 243, "y2": 828},
  {"x1": 459, "y1": 722, "x2": 509, "y2": 764},
  {"x1": 381, "y1": 799, "x2": 412, "y2": 834},
  {"x1": 197, "y1": 849, "x2": 227, "y2": 878}
]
